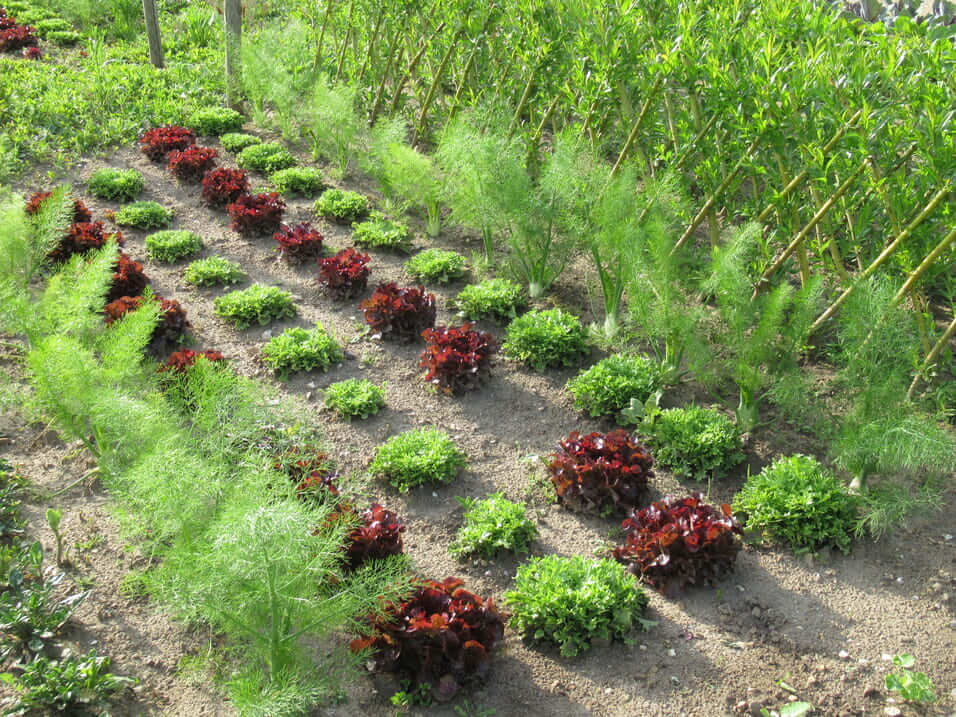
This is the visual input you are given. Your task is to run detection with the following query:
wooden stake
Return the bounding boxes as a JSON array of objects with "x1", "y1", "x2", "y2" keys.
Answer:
[
  {"x1": 224, "y1": 0, "x2": 241, "y2": 104},
  {"x1": 907, "y1": 313, "x2": 956, "y2": 400},
  {"x1": 609, "y1": 73, "x2": 665, "y2": 178},
  {"x1": 388, "y1": 21, "x2": 445, "y2": 118},
  {"x1": 369, "y1": 28, "x2": 403, "y2": 125},
  {"x1": 142, "y1": 0, "x2": 164, "y2": 68}
]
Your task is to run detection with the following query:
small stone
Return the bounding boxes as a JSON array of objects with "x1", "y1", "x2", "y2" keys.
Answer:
[
  {"x1": 670, "y1": 675, "x2": 679, "y2": 684},
  {"x1": 639, "y1": 644, "x2": 647, "y2": 650},
  {"x1": 838, "y1": 649, "x2": 850, "y2": 660},
  {"x1": 944, "y1": 534, "x2": 953, "y2": 541},
  {"x1": 883, "y1": 708, "x2": 901, "y2": 717},
  {"x1": 862, "y1": 686, "x2": 880, "y2": 698},
  {"x1": 895, "y1": 576, "x2": 904, "y2": 584},
  {"x1": 262, "y1": 330, "x2": 272, "y2": 339},
  {"x1": 304, "y1": 392, "x2": 313, "y2": 401},
  {"x1": 604, "y1": 687, "x2": 612, "y2": 695},
  {"x1": 484, "y1": 570, "x2": 491, "y2": 577},
  {"x1": 667, "y1": 648, "x2": 676, "y2": 657},
  {"x1": 551, "y1": 680, "x2": 561, "y2": 691},
  {"x1": 432, "y1": 491, "x2": 439, "y2": 498},
  {"x1": 537, "y1": 406, "x2": 545, "y2": 412},
  {"x1": 751, "y1": 607, "x2": 762, "y2": 619},
  {"x1": 307, "y1": 381, "x2": 316, "y2": 389}
]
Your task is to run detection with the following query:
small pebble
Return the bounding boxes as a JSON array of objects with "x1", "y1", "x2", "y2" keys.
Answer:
[
  {"x1": 883, "y1": 708, "x2": 901, "y2": 717},
  {"x1": 667, "y1": 648, "x2": 676, "y2": 657},
  {"x1": 895, "y1": 576, "x2": 904, "y2": 584},
  {"x1": 432, "y1": 491, "x2": 439, "y2": 498},
  {"x1": 262, "y1": 330, "x2": 272, "y2": 339},
  {"x1": 838, "y1": 650, "x2": 850, "y2": 660},
  {"x1": 639, "y1": 644, "x2": 647, "y2": 651}
]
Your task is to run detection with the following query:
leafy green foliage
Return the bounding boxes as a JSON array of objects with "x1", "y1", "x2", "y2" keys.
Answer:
[
  {"x1": 374, "y1": 137, "x2": 444, "y2": 237},
  {"x1": 188, "y1": 106, "x2": 244, "y2": 136},
  {"x1": 504, "y1": 555, "x2": 650, "y2": 657},
  {"x1": 261, "y1": 324, "x2": 343, "y2": 378},
  {"x1": 566, "y1": 354, "x2": 663, "y2": 418},
  {"x1": 313, "y1": 188, "x2": 370, "y2": 224},
  {"x1": 112, "y1": 201, "x2": 173, "y2": 230},
  {"x1": 0, "y1": 650, "x2": 134, "y2": 713},
  {"x1": 323, "y1": 378, "x2": 385, "y2": 420},
  {"x1": 405, "y1": 248, "x2": 466, "y2": 284},
  {"x1": 270, "y1": 167, "x2": 326, "y2": 196},
  {"x1": 214, "y1": 284, "x2": 296, "y2": 329},
  {"x1": 454, "y1": 279, "x2": 526, "y2": 322},
  {"x1": 304, "y1": 79, "x2": 365, "y2": 178},
  {"x1": 351, "y1": 212, "x2": 412, "y2": 253},
  {"x1": 732, "y1": 455, "x2": 861, "y2": 554},
  {"x1": 502, "y1": 308, "x2": 588, "y2": 371},
  {"x1": 639, "y1": 406, "x2": 743, "y2": 480},
  {"x1": 884, "y1": 654, "x2": 936, "y2": 703},
  {"x1": 184, "y1": 256, "x2": 246, "y2": 287},
  {"x1": 87, "y1": 168, "x2": 144, "y2": 202},
  {"x1": 449, "y1": 493, "x2": 537, "y2": 559},
  {"x1": 369, "y1": 429, "x2": 466, "y2": 493},
  {"x1": 237, "y1": 142, "x2": 297, "y2": 173},
  {"x1": 145, "y1": 229, "x2": 203, "y2": 263},
  {"x1": 220, "y1": 132, "x2": 262, "y2": 154}
]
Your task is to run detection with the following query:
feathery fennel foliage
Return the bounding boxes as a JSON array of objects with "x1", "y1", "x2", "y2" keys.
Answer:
[{"x1": 305, "y1": 77, "x2": 366, "y2": 178}]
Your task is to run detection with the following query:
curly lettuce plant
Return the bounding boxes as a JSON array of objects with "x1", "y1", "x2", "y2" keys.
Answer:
[
  {"x1": 25, "y1": 191, "x2": 91, "y2": 223},
  {"x1": 200, "y1": 167, "x2": 249, "y2": 208},
  {"x1": 104, "y1": 294, "x2": 189, "y2": 356},
  {"x1": 450, "y1": 493, "x2": 537, "y2": 559},
  {"x1": 639, "y1": 406, "x2": 743, "y2": 480},
  {"x1": 261, "y1": 324, "x2": 343, "y2": 378},
  {"x1": 548, "y1": 429, "x2": 653, "y2": 515},
  {"x1": 566, "y1": 354, "x2": 663, "y2": 418},
  {"x1": 112, "y1": 201, "x2": 173, "y2": 230},
  {"x1": 270, "y1": 167, "x2": 326, "y2": 196},
  {"x1": 220, "y1": 132, "x2": 261, "y2": 154},
  {"x1": 159, "y1": 349, "x2": 226, "y2": 373},
  {"x1": 316, "y1": 248, "x2": 371, "y2": 300},
  {"x1": 343, "y1": 503, "x2": 406, "y2": 568},
  {"x1": 236, "y1": 142, "x2": 296, "y2": 173},
  {"x1": 87, "y1": 168, "x2": 144, "y2": 202},
  {"x1": 213, "y1": 284, "x2": 296, "y2": 329},
  {"x1": 312, "y1": 188, "x2": 370, "y2": 224},
  {"x1": 420, "y1": 323, "x2": 497, "y2": 395},
  {"x1": 273, "y1": 223, "x2": 324, "y2": 264},
  {"x1": 351, "y1": 212, "x2": 412, "y2": 253},
  {"x1": 405, "y1": 248, "x2": 466, "y2": 284},
  {"x1": 188, "y1": 106, "x2": 244, "y2": 136},
  {"x1": 360, "y1": 283, "x2": 436, "y2": 342},
  {"x1": 351, "y1": 577, "x2": 505, "y2": 702},
  {"x1": 502, "y1": 308, "x2": 588, "y2": 371},
  {"x1": 370, "y1": 428, "x2": 466, "y2": 492},
  {"x1": 323, "y1": 378, "x2": 385, "y2": 420},
  {"x1": 47, "y1": 222, "x2": 122, "y2": 264},
  {"x1": 613, "y1": 493, "x2": 742, "y2": 591},
  {"x1": 504, "y1": 555, "x2": 650, "y2": 657},
  {"x1": 226, "y1": 192, "x2": 285, "y2": 235},
  {"x1": 106, "y1": 253, "x2": 148, "y2": 303},
  {"x1": 144, "y1": 230, "x2": 203, "y2": 263},
  {"x1": 138, "y1": 125, "x2": 195, "y2": 161},
  {"x1": 454, "y1": 278, "x2": 526, "y2": 322},
  {"x1": 167, "y1": 145, "x2": 218, "y2": 182},
  {"x1": 732, "y1": 455, "x2": 861, "y2": 554},
  {"x1": 184, "y1": 256, "x2": 246, "y2": 287}
]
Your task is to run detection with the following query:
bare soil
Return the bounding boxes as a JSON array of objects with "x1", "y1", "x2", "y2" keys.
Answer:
[{"x1": 1, "y1": 134, "x2": 953, "y2": 717}]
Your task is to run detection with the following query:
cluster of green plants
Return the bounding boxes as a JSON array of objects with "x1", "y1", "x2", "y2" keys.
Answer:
[
  {"x1": 369, "y1": 428, "x2": 466, "y2": 493},
  {"x1": 112, "y1": 201, "x2": 172, "y2": 229},
  {"x1": 237, "y1": 142, "x2": 297, "y2": 173},
  {"x1": 270, "y1": 167, "x2": 326, "y2": 196},
  {"x1": 323, "y1": 378, "x2": 385, "y2": 420},
  {"x1": 313, "y1": 188, "x2": 369, "y2": 223},
  {"x1": 213, "y1": 284, "x2": 297, "y2": 329},
  {"x1": 144, "y1": 229, "x2": 203, "y2": 263},
  {"x1": 87, "y1": 168, "x2": 144, "y2": 202},
  {"x1": 351, "y1": 212, "x2": 412, "y2": 253},
  {"x1": 0, "y1": 191, "x2": 410, "y2": 713},
  {"x1": 635, "y1": 406, "x2": 744, "y2": 481},
  {"x1": 502, "y1": 308, "x2": 588, "y2": 371},
  {"x1": 220, "y1": 132, "x2": 262, "y2": 154},
  {"x1": 454, "y1": 279, "x2": 526, "y2": 322},
  {"x1": 449, "y1": 493, "x2": 537, "y2": 559},
  {"x1": 261, "y1": 324, "x2": 343, "y2": 378},
  {"x1": 405, "y1": 248, "x2": 466, "y2": 284},
  {"x1": 188, "y1": 106, "x2": 244, "y2": 136},
  {"x1": 184, "y1": 255, "x2": 246, "y2": 286},
  {"x1": 566, "y1": 354, "x2": 663, "y2": 419}
]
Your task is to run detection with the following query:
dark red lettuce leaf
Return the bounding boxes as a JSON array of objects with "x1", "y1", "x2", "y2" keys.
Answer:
[
  {"x1": 47, "y1": 222, "x2": 124, "y2": 264},
  {"x1": 103, "y1": 294, "x2": 189, "y2": 356},
  {"x1": 167, "y1": 145, "x2": 218, "y2": 182},
  {"x1": 226, "y1": 192, "x2": 285, "y2": 235},
  {"x1": 613, "y1": 492, "x2": 742, "y2": 592},
  {"x1": 274, "y1": 222, "x2": 324, "y2": 264},
  {"x1": 201, "y1": 167, "x2": 249, "y2": 208},
  {"x1": 547, "y1": 429, "x2": 653, "y2": 515},
  {"x1": 107, "y1": 252, "x2": 149, "y2": 303},
  {"x1": 317, "y1": 247, "x2": 370, "y2": 300},
  {"x1": 419, "y1": 323, "x2": 497, "y2": 395},
  {"x1": 351, "y1": 577, "x2": 504, "y2": 702},
  {"x1": 158, "y1": 349, "x2": 225, "y2": 373},
  {"x1": 0, "y1": 24, "x2": 37, "y2": 52},
  {"x1": 139, "y1": 125, "x2": 195, "y2": 162},
  {"x1": 345, "y1": 503, "x2": 405, "y2": 568},
  {"x1": 273, "y1": 445, "x2": 340, "y2": 499},
  {"x1": 25, "y1": 191, "x2": 91, "y2": 223},
  {"x1": 360, "y1": 283, "x2": 435, "y2": 342}
]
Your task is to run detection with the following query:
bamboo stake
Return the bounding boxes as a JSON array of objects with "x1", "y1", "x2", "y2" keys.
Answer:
[
  {"x1": 754, "y1": 109, "x2": 863, "y2": 224},
  {"x1": 355, "y1": 5, "x2": 386, "y2": 86},
  {"x1": 753, "y1": 158, "x2": 868, "y2": 295},
  {"x1": 609, "y1": 73, "x2": 665, "y2": 178},
  {"x1": 775, "y1": 156, "x2": 810, "y2": 286},
  {"x1": 388, "y1": 21, "x2": 446, "y2": 118},
  {"x1": 333, "y1": 0, "x2": 355, "y2": 83},
  {"x1": 224, "y1": 0, "x2": 241, "y2": 104},
  {"x1": 672, "y1": 131, "x2": 764, "y2": 254},
  {"x1": 312, "y1": 0, "x2": 335, "y2": 71},
  {"x1": 447, "y1": 10, "x2": 497, "y2": 123},
  {"x1": 907, "y1": 313, "x2": 956, "y2": 400},
  {"x1": 508, "y1": 69, "x2": 539, "y2": 137},
  {"x1": 892, "y1": 226, "x2": 956, "y2": 307},
  {"x1": 413, "y1": 23, "x2": 469, "y2": 143},
  {"x1": 369, "y1": 28, "x2": 403, "y2": 125},
  {"x1": 809, "y1": 185, "x2": 952, "y2": 334}
]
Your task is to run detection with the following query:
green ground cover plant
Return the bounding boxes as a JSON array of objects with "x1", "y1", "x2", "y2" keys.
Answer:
[
  {"x1": 449, "y1": 493, "x2": 537, "y2": 559},
  {"x1": 405, "y1": 248, "x2": 466, "y2": 284},
  {"x1": 87, "y1": 168, "x2": 144, "y2": 202},
  {"x1": 566, "y1": 354, "x2": 663, "y2": 419},
  {"x1": 220, "y1": 132, "x2": 262, "y2": 154},
  {"x1": 145, "y1": 230, "x2": 203, "y2": 263},
  {"x1": 732, "y1": 455, "x2": 861, "y2": 554},
  {"x1": 313, "y1": 188, "x2": 370, "y2": 224},
  {"x1": 237, "y1": 142, "x2": 297, "y2": 173},
  {"x1": 261, "y1": 324, "x2": 343, "y2": 378},
  {"x1": 502, "y1": 308, "x2": 588, "y2": 371},
  {"x1": 184, "y1": 256, "x2": 246, "y2": 286},
  {"x1": 369, "y1": 429, "x2": 466, "y2": 493},
  {"x1": 188, "y1": 106, "x2": 244, "y2": 135},
  {"x1": 351, "y1": 212, "x2": 412, "y2": 253},
  {"x1": 213, "y1": 284, "x2": 296, "y2": 328},
  {"x1": 112, "y1": 201, "x2": 172, "y2": 230},
  {"x1": 638, "y1": 406, "x2": 743, "y2": 480},
  {"x1": 884, "y1": 654, "x2": 937, "y2": 704},
  {"x1": 270, "y1": 167, "x2": 326, "y2": 196},
  {"x1": 454, "y1": 279, "x2": 526, "y2": 322},
  {"x1": 323, "y1": 378, "x2": 385, "y2": 420},
  {"x1": 504, "y1": 555, "x2": 650, "y2": 657}
]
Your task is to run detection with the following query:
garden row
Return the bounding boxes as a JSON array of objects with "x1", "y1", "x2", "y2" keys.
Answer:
[{"x1": 5, "y1": 111, "x2": 937, "y2": 712}]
